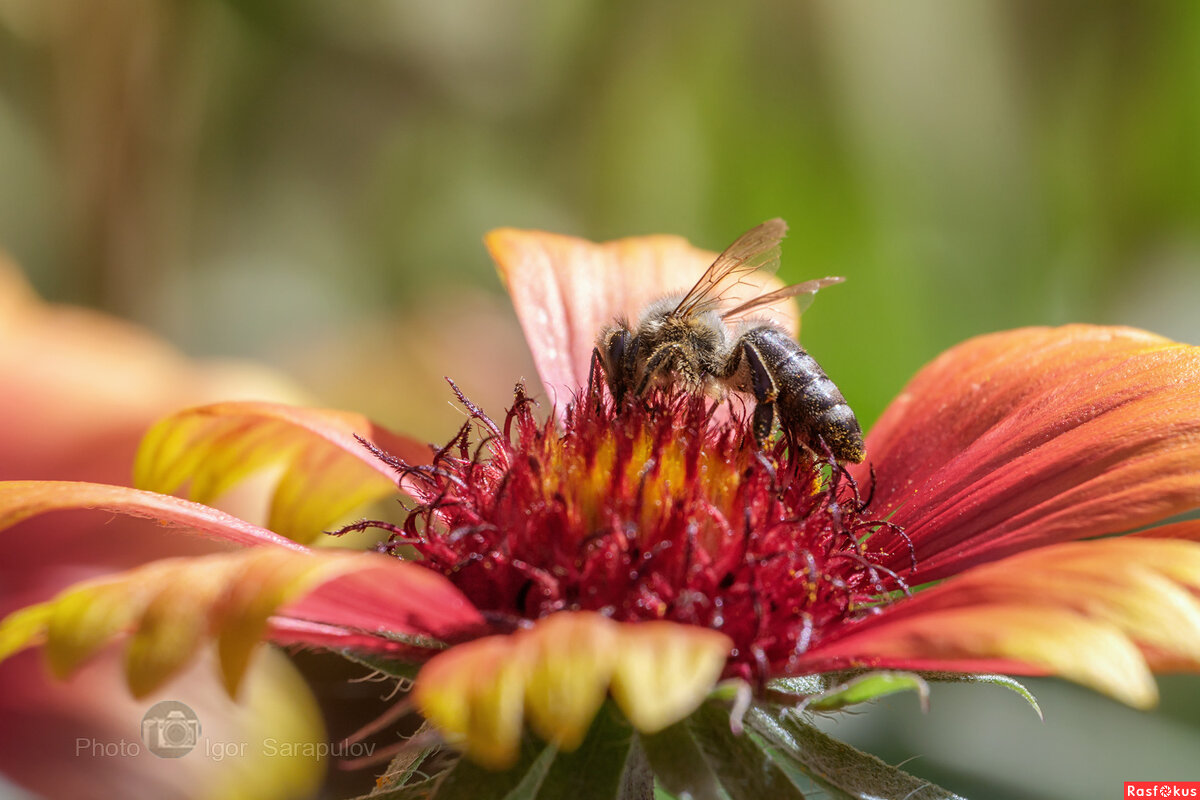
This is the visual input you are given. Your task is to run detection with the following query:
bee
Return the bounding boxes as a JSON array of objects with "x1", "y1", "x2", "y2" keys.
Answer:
[{"x1": 594, "y1": 218, "x2": 865, "y2": 463}]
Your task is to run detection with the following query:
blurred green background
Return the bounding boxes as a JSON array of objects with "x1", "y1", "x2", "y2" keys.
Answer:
[{"x1": 1, "y1": 1, "x2": 1198, "y2": 797}]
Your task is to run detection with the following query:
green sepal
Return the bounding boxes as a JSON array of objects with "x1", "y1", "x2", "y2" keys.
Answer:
[
  {"x1": 335, "y1": 629, "x2": 449, "y2": 681},
  {"x1": 919, "y1": 671, "x2": 1043, "y2": 720},
  {"x1": 801, "y1": 671, "x2": 930, "y2": 712},
  {"x1": 338, "y1": 649, "x2": 424, "y2": 681},
  {"x1": 705, "y1": 679, "x2": 750, "y2": 702},
  {"x1": 770, "y1": 669, "x2": 1041, "y2": 718},
  {"x1": 767, "y1": 674, "x2": 826, "y2": 697}
]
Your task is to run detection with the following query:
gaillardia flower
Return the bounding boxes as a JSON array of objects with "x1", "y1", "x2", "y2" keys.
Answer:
[{"x1": 4, "y1": 226, "x2": 1200, "y2": 797}]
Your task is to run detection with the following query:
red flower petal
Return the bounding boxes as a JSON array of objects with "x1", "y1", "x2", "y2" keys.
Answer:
[
  {"x1": 486, "y1": 228, "x2": 800, "y2": 413},
  {"x1": 134, "y1": 402, "x2": 427, "y2": 543},
  {"x1": 861, "y1": 325, "x2": 1200, "y2": 581},
  {"x1": 281, "y1": 562, "x2": 485, "y2": 645}
]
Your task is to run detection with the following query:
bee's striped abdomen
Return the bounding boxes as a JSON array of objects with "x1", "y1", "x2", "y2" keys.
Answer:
[{"x1": 739, "y1": 326, "x2": 865, "y2": 463}]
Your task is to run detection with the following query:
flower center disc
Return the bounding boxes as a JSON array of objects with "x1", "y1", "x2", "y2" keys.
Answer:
[{"x1": 381, "y1": 382, "x2": 908, "y2": 683}]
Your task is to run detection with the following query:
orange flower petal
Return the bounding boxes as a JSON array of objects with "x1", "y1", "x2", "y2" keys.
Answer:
[
  {"x1": 608, "y1": 620, "x2": 732, "y2": 733},
  {"x1": 486, "y1": 228, "x2": 800, "y2": 411},
  {"x1": 0, "y1": 480, "x2": 304, "y2": 551},
  {"x1": 860, "y1": 325, "x2": 1200, "y2": 581},
  {"x1": 1132, "y1": 519, "x2": 1200, "y2": 543},
  {"x1": 413, "y1": 612, "x2": 731, "y2": 768},
  {"x1": 801, "y1": 537, "x2": 1200, "y2": 707},
  {"x1": 125, "y1": 563, "x2": 234, "y2": 696},
  {"x1": 0, "y1": 257, "x2": 305, "y2": 485},
  {"x1": 1, "y1": 646, "x2": 326, "y2": 800},
  {"x1": 0, "y1": 258, "x2": 321, "y2": 799},
  {"x1": 134, "y1": 402, "x2": 428, "y2": 543},
  {"x1": 414, "y1": 635, "x2": 531, "y2": 770},
  {"x1": 0, "y1": 548, "x2": 483, "y2": 697},
  {"x1": 522, "y1": 612, "x2": 620, "y2": 751},
  {"x1": 823, "y1": 605, "x2": 1156, "y2": 708}
]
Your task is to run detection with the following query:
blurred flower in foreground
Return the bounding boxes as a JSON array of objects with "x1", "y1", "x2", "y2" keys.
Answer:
[
  {"x1": 3, "y1": 229, "x2": 1200, "y2": 798},
  {"x1": 0, "y1": 256, "x2": 325, "y2": 800}
]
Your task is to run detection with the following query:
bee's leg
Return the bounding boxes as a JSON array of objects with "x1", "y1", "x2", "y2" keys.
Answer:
[
  {"x1": 752, "y1": 401, "x2": 776, "y2": 446},
  {"x1": 735, "y1": 339, "x2": 779, "y2": 446},
  {"x1": 588, "y1": 347, "x2": 605, "y2": 405},
  {"x1": 634, "y1": 344, "x2": 684, "y2": 397},
  {"x1": 607, "y1": 330, "x2": 636, "y2": 403}
]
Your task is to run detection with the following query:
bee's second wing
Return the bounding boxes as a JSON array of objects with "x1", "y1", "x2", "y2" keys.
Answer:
[
  {"x1": 672, "y1": 218, "x2": 788, "y2": 318},
  {"x1": 721, "y1": 276, "x2": 845, "y2": 321}
]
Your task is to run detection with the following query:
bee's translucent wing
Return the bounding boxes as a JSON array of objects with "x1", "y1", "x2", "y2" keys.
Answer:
[
  {"x1": 672, "y1": 218, "x2": 788, "y2": 318},
  {"x1": 721, "y1": 276, "x2": 845, "y2": 321}
]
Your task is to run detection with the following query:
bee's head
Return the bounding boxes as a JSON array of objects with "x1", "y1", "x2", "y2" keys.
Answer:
[{"x1": 596, "y1": 319, "x2": 635, "y2": 402}]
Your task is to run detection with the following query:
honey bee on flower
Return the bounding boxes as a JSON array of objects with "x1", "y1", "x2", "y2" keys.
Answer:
[{"x1": 595, "y1": 218, "x2": 865, "y2": 462}]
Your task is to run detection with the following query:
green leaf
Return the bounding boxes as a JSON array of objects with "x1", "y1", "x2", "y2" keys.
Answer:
[
  {"x1": 639, "y1": 714, "x2": 728, "y2": 800},
  {"x1": 433, "y1": 738, "x2": 558, "y2": 800},
  {"x1": 802, "y1": 671, "x2": 929, "y2": 712},
  {"x1": 919, "y1": 672, "x2": 1043, "y2": 720},
  {"x1": 749, "y1": 709, "x2": 965, "y2": 800},
  {"x1": 640, "y1": 701, "x2": 807, "y2": 800},
  {"x1": 537, "y1": 704, "x2": 653, "y2": 800},
  {"x1": 412, "y1": 704, "x2": 652, "y2": 800}
]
